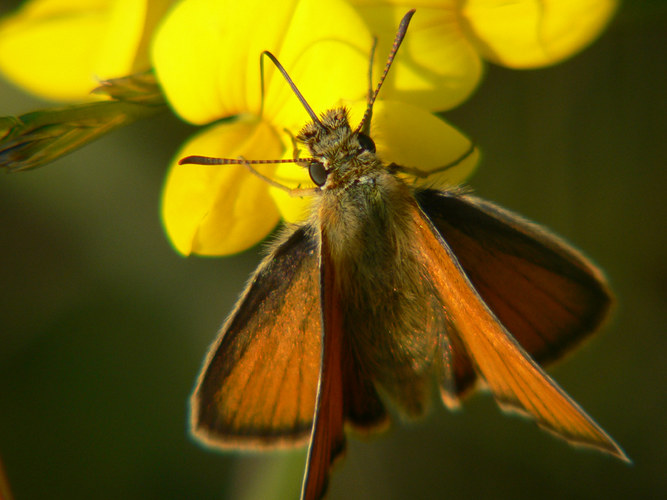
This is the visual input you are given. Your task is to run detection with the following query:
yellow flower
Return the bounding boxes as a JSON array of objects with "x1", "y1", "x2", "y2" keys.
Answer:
[
  {"x1": 349, "y1": 0, "x2": 618, "y2": 109},
  {"x1": 2, "y1": 1, "x2": 615, "y2": 257},
  {"x1": 153, "y1": 0, "x2": 478, "y2": 256},
  {"x1": 459, "y1": 0, "x2": 618, "y2": 67},
  {"x1": 0, "y1": 0, "x2": 174, "y2": 101}
]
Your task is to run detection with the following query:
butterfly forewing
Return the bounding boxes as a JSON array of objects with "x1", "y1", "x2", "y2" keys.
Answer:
[
  {"x1": 409, "y1": 200, "x2": 628, "y2": 461},
  {"x1": 191, "y1": 226, "x2": 322, "y2": 449},
  {"x1": 417, "y1": 190, "x2": 613, "y2": 400}
]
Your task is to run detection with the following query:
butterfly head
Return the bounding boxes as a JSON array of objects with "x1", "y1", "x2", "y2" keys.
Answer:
[{"x1": 296, "y1": 107, "x2": 378, "y2": 189}]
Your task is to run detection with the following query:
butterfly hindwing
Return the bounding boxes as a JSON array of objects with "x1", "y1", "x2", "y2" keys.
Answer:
[
  {"x1": 409, "y1": 199, "x2": 627, "y2": 461},
  {"x1": 416, "y1": 190, "x2": 613, "y2": 400},
  {"x1": 191, "y1": 225, "x2": 322, "y2": 449}
]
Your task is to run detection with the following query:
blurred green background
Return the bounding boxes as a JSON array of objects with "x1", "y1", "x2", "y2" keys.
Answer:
[{"x1": 1, "y1": 2, "x2": 665, "y2": 499}]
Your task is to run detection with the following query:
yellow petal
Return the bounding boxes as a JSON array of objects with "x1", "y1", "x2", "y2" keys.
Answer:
[
  {"x1": 95, "y1": 0, "x2": 173, "y2": 79},
  {"x1": 348, "y1": 99, "x2": 479, "y2": 188},
  {"x1": 0, "y1": 0, "x2": 170, "y2": 101},
  {"x1": 459, "y1": 0, "x2": 618, "y2": 68},
  {"x1": 351, "y1": 4, "x2": 483, "y2": 111},
  {"x1": 260, "y1": 0, "x2": 371, "y2": 132},
  {"x1": 152, "y1": 0, "x2": 270, "y2": 124},
  {"x1": 152, "y1": 0, "x2": 371, "y2": 127},
  {"x1": 161, "y1": 118, "x2": 282, "y2": 256},
  {"x1": 0, "y1": 0, "x2": 112, "y2": 100}
]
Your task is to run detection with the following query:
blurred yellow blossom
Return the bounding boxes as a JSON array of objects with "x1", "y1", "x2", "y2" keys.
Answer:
[
  {"x1": 349, "y1": 0, "x2": 618, "y2": 109},
  {"x1": 458, "y1": 0, "x2": 618, "y2": 68},
  {"x1": 0, "y1": 0, "x2": 174, "y2": 101}
]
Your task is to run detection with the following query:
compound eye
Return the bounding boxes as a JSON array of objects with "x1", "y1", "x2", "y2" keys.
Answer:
[
  {"x1": 308, "y1": 161, "x2": 328, "y2": 187},
  {"x1": 357, "y1": 133, "x2": 376, "y2": 153}
]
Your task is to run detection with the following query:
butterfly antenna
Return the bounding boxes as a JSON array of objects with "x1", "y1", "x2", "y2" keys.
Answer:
[
  {"x1": 366, "y1": 37, "x2": 379, "y2": 105},
  {"x1": 178, "y1": 156, "x2": 314, "y2": 166},
  {"x1": 261, "y1": 51, "x2": 322, "y2": 127},
  {"x1": 356, "y1": 9, "x2": 415, "y2": 136}
]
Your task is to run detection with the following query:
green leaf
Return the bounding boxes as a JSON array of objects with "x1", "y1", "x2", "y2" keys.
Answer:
[
  {"x1": 0, "y1": 71, "x2": 167, "y2": 172},
  {"x1": 91, "y1": 71, "x2": 166, "y2": 106}
]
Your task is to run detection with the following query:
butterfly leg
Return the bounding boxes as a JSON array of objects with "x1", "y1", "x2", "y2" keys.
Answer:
[
  {"x1": 390, "y1": 141, "x2": 477, "y2": 179},
  {"x1": 282, "y1": 128, "x2": 303, "y2": 162}
]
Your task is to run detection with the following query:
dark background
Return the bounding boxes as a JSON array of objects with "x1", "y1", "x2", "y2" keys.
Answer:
[{"x1": 0, "y1": 2, "x2": 664, "y2": 499}]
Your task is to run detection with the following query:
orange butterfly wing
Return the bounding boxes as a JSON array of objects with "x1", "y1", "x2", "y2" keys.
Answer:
[
  {"x1": 191, "y1": 226, "x2": 321, "y2": 449},
  {"x1": 410, "y1": 198, "x2": 628, "y2": 461},
  {"x1": 417, "y1": 190, "x2": 613, "y2": 401}
]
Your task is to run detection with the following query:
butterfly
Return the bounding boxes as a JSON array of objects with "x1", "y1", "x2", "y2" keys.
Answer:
[{"x1": 182, "y1": 10, "x2": 628, "y2": 500}]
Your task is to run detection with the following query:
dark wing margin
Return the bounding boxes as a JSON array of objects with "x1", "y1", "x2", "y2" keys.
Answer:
[
  {"x1": 416, "y1": 189, "x2": 612, "y2": 399},
  {"x1": 191, "y1": 225, "x2": 322, "y2": 449}
]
